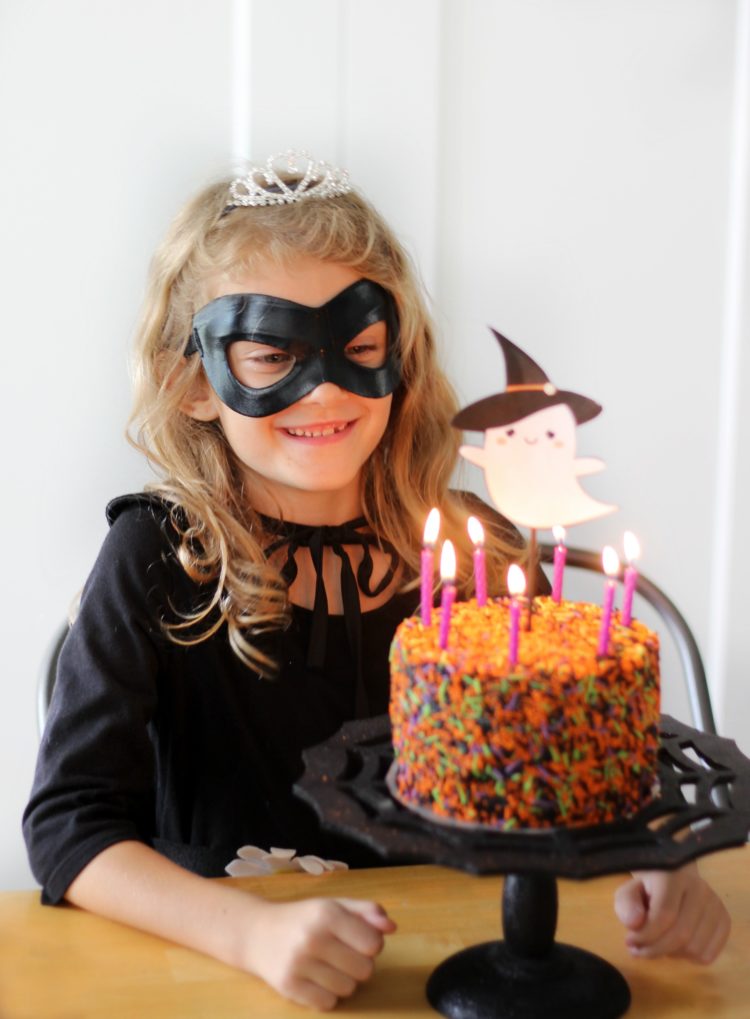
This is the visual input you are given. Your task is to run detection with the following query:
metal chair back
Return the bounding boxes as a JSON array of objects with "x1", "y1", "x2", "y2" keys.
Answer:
[
  {"x1": 37, "y1": 622, "x2": 69, "y2": 738},
  {"x1": 539, "y1": 543, "x2": 715, "y2": 734}
]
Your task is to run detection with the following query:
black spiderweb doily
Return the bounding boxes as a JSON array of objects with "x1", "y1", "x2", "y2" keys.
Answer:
[{"x1": 296, "y1": 714, "x2": 750, "y2": 879}]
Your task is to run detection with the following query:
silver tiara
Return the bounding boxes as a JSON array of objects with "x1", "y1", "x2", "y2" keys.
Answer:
[{"x1": 227, "y1": 150, "x2": 352, "y2": 208}]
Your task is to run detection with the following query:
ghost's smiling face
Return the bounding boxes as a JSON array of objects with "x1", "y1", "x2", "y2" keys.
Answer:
[{"x1": 489, "y1": 404, "x2": 575, "y2": 458}]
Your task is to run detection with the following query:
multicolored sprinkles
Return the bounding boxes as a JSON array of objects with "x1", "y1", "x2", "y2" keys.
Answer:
[{"x1": 389, "y1": 595, "x2": 660, "y2": 830}]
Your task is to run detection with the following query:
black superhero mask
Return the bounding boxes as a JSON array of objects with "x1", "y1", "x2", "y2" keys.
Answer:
[{"x1": 185, "y1": 278, "x2": 401, "y2": 417}]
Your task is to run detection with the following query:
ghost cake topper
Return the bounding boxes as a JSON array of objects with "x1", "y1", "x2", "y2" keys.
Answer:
[{"x1": 453, "y1": 329, "x2": 616, "y2": 530}]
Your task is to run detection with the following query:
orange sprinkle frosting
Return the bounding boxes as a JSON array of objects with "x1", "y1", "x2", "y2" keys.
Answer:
[{"x1": 389, "y1": 596, "x2": 660, "y2": 830}]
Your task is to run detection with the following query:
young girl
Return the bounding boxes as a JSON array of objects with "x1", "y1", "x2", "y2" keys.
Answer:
[{"x1": 24, "y1": 153, "x2": 730, "y2": 1010}]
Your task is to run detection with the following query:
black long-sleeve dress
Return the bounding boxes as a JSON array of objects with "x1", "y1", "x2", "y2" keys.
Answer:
[{"x1": 24, "y1": 493, "x2": 537, "y2": 904}]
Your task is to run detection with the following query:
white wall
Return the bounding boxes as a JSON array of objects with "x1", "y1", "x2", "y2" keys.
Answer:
[{"x1": 1, "y1": 0, "x2": 747, "y2": 890}]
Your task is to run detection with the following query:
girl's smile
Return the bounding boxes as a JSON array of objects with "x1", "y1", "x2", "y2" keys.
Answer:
[{"x1": 279, "y1": 418, "x2": 354, "y2": 441}]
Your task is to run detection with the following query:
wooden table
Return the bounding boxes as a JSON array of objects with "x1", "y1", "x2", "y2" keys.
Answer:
[{"x1": 1, "y1": 848, "x2": 748, "y2": 1018}]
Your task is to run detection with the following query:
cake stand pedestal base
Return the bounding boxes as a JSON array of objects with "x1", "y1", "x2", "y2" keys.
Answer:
[
  {"x1": 427, "y1": 942, "x2": 629, "y2": 1019},
  {"x1": 426, "y1": 873, "x2": 630, "y2": 1019}
]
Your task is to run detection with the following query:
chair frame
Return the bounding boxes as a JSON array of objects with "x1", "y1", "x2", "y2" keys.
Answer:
[
  {"x1": 539, "y1": 543, "x2": 716, "y2": 735},
  {"x1": 37, "y1": 621, "x2": 69, "y2": 738}
]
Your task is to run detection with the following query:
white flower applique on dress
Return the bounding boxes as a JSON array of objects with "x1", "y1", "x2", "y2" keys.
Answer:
[{"x1": 226, "y1": 845, "x2": 349, "y2": 877}]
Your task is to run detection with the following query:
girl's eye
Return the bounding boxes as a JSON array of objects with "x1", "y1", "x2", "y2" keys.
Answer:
[
  {"x1": 344, "y1": 325, "x2": 387, "y2": 368},
  {"x1": 506, "y1": 428, "x2": 516, "y2": 437},
  {"x1": 228, "y1": 342, "x2": 296, "y2": 388},
  {"x1": 546, "y1": 430, "x2": 556, "y2": 439},
  {"x1": 249, "y1": 352, "x2": 293, "y2": 367}
]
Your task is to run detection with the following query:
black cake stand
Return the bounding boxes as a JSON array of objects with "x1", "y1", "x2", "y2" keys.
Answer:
[{"x1": 295, "y1": 714, "x2": 750, "y2": 1019}]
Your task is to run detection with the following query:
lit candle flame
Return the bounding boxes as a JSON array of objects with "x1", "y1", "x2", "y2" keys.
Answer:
[
  {"x1": 602, "y1": 546, "x2": 620, "y2": 577},
  {"x1": 423, "y1": 507, "x2": 440, "y2": 546},
  {"x1": 507, "y1": 563, "x2": 526, "y2": 597},
  {"x1": 552, "y1": 524, "x2": 566, "y2": 545},
  {"x1": 467, "y1": 515, "x2": 485, "y2": 547},
  {"x1": 623, "y1": 531, "x2": 640, "y2": 564},
  {"x1": 440, "y1": 539, "x2": 457, "y2": 582}
]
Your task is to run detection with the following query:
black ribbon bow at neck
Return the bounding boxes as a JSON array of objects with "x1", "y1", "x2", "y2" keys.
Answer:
[{"x1": 262, "y1": 515, "x2": 399, "y2": 718}]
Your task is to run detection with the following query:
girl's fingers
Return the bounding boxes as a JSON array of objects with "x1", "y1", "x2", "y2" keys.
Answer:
[
  {"x1": 329, "y1": 900, "x2": 393, "y2": 953},
  {"x1": 625, "y1": 873, "x2": 731, "y2": 963},
  {"x1": 698, "y1": 908, "x2": 731, "y2": 964},
  {"x1": 680, "y1": 898, "x2": 731, "y2": 964},
  {"x1": 613, "y1": 877, "x2": 648, "y2": 931},
  {"x1": 298, "y1": 957, "x2": 359, "y2": 1001},
  {"x1": 334, "y1": 897, "x2": 397, "y2": 933},
  {"x1": 281, "y1": 975, "x2": 338, "y2": 1012},
  {"x1": 627, "y1": 886, "x2": 700, "y2": 957},
  {"x1": 625, "y1": 871, "x2": 689, "y2": 946},
  {"x1": 317, "y1": 934, "x2": 376, "y2": 983}
]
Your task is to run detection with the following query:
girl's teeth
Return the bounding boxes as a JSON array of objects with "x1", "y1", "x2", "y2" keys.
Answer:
[{"x1": 286, "y1": 424, "x2": 347, "y2": 438}]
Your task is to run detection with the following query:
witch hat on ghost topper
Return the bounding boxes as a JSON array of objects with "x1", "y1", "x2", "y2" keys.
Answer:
[{"x1": 454, "y1": 329, "x2": 616, "y2": 531}]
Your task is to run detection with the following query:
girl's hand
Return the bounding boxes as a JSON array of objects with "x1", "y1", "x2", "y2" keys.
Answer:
[
  {"x1": 241, "y1": 896, "x2": 397, "y2": 1010},
  {"x1": 614, "y1": 862, "x2": 730, "y2": 964}
]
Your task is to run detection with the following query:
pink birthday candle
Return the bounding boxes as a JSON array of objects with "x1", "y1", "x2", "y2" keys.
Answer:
[
  {"x1": 438, "y1": 540, "x2": 457, "y2": 650},
  {"x1": 551, "y1": 524, "x2": 566, "y2": 603},
  {"x1": 507, "y1": 563, "x2": 526, "y2": 667},
  {"x1": 621, "y1": 531, "x2": 640, "y2": 627},
  {"x1": 597, "y1": 546, "x2": 620, "y2": 656},
  {"x1": 467, "y1": 515, "x2": 487, "y2": 607},
  {"x1": 421, "y1": 508, "x2": 440, "y2": 626}
]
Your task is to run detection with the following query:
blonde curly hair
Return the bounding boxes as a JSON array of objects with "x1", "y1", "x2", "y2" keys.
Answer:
[{"x1": 128, "y1": 174, "x2": 525, "y2": 675}]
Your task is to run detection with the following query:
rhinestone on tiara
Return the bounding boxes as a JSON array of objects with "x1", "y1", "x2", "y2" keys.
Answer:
[{"x1": 227, "y1": 150, "x2": 352, "y2": 208}]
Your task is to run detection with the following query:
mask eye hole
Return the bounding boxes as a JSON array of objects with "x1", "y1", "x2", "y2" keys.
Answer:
[
  {"x1": 227, "y1": 340, "x2": 299, "y2": 389},
  {"x1": 343, "y1": 322, "x2": 388, "y2": 368}
]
